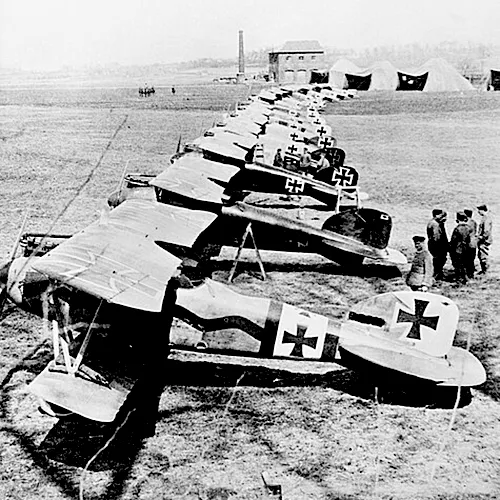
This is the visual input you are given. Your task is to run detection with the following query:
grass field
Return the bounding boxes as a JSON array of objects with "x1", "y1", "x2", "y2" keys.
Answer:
[{"x1": 0, "y1": 85, "x2": 499, "y2": 500}]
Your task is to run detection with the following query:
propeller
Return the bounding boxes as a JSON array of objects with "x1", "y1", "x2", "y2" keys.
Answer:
[{"x1": 0, "y1": 212, "x2": 30, "y2": 318}]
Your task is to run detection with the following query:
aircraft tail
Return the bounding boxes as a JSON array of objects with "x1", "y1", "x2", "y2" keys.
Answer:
[
  {"x1": 339, "y1": 291, "x2": 486, "y2": 386},
  {"x1": 343, "y1": 291, "x2": 458, "y2": 357},
  {"x1": 322, "y1": 207, "x2": 392, "y2": 250}
]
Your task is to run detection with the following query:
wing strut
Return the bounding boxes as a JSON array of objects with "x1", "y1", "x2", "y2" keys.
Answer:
[{"x1": 228, "y1": 222, "x2": 267, "y2": 283}]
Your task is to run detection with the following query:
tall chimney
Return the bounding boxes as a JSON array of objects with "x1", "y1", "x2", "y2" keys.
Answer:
[{"x1": 238, "y1": 30, "x2": 245, "y2": 80}]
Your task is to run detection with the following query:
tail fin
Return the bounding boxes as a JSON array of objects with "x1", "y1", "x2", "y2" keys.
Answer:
[
  {"x1": 347, "y1": 291, "x2": 459, "y2": 357},
  {"x1": 322, "y1": 207, "x2": 392, "y2": 249}
]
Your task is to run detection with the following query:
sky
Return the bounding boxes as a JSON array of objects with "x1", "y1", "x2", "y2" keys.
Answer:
[{"x1": 1, "y1": 0, "x2": 499, "y2": 71}]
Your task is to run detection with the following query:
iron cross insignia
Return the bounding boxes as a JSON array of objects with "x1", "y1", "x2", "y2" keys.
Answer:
[
  {"x1": 332, "y1": 167, "x2": 354, "y2": 187},
  {"x1": 285, "y1": 177, "x2": 305, "y2": 194},
  {"x1": 282, "y1": 324, "x2": 318, "y2": 357},
  {"x1": 396, "y1": 299, "x2": 439, "y2": 340}
]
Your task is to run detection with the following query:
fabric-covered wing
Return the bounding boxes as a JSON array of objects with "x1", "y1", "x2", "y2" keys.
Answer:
[
  {"x1": 152, "y1": 154, "x2": 240, "y2": 204},
  {"x1": 33, "y1": 200, "x2": 217, "y2": 312}
]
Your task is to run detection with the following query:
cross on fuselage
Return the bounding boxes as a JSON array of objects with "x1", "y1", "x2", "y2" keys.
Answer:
[
  {"x1": 396, "y1": 299, "x2": 439, "y2": 340},
  {"x1": 317, "y1": 126, "x2": 327, "y2": 136},
  {"x1": 290, "y1": 132, "x2": 299, "y2": 141},
  {"x1": 333, "y1": 167, "x2": 353, "y2": 186},
  {"x1": 287, "y1": 144, "x2": 298, "y2": 154},
  {"x1": 283, "y1": 324, "x2": 317, "y2": 357}
]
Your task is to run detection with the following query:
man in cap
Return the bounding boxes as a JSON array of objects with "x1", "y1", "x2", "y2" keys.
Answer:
[
  {"x1": 426, "y1": 208, "x2": 448, "y2": 281},
  {"x1": 464, "y1": 208, "x2": 478, "y2": 278},
  {"x1": 477, "y1": 204, "x2": 493, "y2": 275},
  {"x1": 450, "y1": 212, "x2": 472, "y2": 284},
  {"x1": 406, "y1": 236, "x2": 433, "y2": 292}
]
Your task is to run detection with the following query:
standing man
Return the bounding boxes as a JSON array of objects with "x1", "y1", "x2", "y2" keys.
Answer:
[
  {"x1": 426, "y1": 208, "x2": 448, "y2": 281},
  {"x1": 299, "y1": 147, "x2": 312, "y2": 175},
  {"x1": 477, "y1": 204, "x2": 493, "y2": 275},
  {"x1": 450, "y1": 212, "x2": 472, "y2": 285},
  {"x1": 406, "y1": 235, "x2": 434, "y2": 292},
  {"x1": 464, "y1": 208, "x2": 478, "y2": 278}
]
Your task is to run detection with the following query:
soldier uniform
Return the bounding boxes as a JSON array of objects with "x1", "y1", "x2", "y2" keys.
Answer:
[
  {"x1": 464, "y1": 208, "x2": 478, "y2": 278},
  {"x1": 406, "y1": 236, "x2": 434, "y2": 291},
  {"x1": 450, "y1": 212, "x2": 472, "y2": 284},
  {"x1": 477, "y1": 204, "x2": 493, "y2": 274},
  {"x1": 426, "y1": 209, "x2": 448, "y2": 280}
]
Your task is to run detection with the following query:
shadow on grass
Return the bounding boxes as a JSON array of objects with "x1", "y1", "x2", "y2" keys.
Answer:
[
  {"x1": 0, "y1": 340, "x2": 166, "y2": 499},
  {"x1": 211, "y1": 258, "x2": 403, "y2": 280},
  {"x1": 159, "y1": 356, "x2": 472, "y2": 410}
]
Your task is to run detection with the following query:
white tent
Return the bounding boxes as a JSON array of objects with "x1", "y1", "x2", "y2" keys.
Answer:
[{"x1": 328, "y1": 57, "x2": 474, "y2": 91}]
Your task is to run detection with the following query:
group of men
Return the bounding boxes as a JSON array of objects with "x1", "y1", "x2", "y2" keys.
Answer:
[
  {"x1": 406, "y1": 204, "x2": 493, "y2": 291},
  {"x1": 273, "y1": 145, "x2": 332, "y2": 179}
]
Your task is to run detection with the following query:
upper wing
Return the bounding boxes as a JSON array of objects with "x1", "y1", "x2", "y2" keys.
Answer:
[
  {"x1": 33, "y1": 199, "x2": 217, "y2": 312},
  {"x1": 152, "y1": 153, "x2": 240, "y2": 204}
]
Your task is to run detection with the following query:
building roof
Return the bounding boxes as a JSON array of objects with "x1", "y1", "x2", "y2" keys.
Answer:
[{"x1": 271, "y1": 40, "x2": 324, "y2": 54}]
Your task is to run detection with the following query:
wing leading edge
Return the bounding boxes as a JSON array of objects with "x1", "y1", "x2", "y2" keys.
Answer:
[{"x1": 33, "y1": 200, "x2": 217, "y2": 312}]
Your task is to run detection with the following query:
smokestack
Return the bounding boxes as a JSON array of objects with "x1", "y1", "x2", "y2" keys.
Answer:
[{"x1": 238, "y1": 30, "x2": 245, "y2": 79}]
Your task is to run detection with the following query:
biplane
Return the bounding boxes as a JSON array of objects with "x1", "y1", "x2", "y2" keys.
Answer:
[
  {"x1": 0, "y1": 202, "x2": 487, "y2": 423},
  {"x1": 108, "y1": 152, "x2": 405, "y2": 268}
]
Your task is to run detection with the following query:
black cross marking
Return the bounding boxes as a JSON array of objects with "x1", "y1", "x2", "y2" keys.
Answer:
[
  {"x1": 317, "y1": 126, "x2": 327, "y2": 136},
  {"x1": 333, "y1": 167, "x2": 353, "y2": 186},
  {"x1": 290, "y1": 132, "x2": 299, "y2": 141},
  {"x1": 285, "y1": 178, "x2": 305, "y2": 193},
  {"x1": 283, "y1": 324, "x2": 318, "y2": 357},
  {"x1": 396, "y1": 299, "x2": 439, "y2": 340},
  {"x1": 287, "y1": 144, "x2": 298, "y2": 154}
]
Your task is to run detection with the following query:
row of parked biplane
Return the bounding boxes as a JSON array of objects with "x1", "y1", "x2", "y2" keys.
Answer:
[{"x1": 0, "y1": 83, "x2": 486, "y2": 422}]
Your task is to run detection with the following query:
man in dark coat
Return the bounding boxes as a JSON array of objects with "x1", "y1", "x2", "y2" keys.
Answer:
[
  {"x1": 477, "y1": 204, "x2": 493, "y2": 274},
  {"x1": 450, "y1": 212, "x2": 472, "y2": 284},
  {"x1": 406, "y1": 235, "x2": 434, "y2": 291},
  {"x1": 273, "y1": 148, "x2": 284, "y2": 168},
  {"x1": 464, "y1": 208, "x2": 478, "y2": 278},
  {"x1": 426, "y1": 208, "x2": 448, "y2": 280}
]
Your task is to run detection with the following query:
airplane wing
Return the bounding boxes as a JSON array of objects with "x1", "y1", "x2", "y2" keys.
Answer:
[
  {"x1": 152, "y1": 153, "x2": 240, "y2": 204},
  {"x1": 33, "y1": 199, "x2": 217, "y2": 311}
]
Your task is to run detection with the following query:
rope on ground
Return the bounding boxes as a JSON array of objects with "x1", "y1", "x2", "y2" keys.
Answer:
[
  {"x1": 1, "y1": 114, "x2": 129, "y2": 310},
  {"x1": 79, "y1": 407, "x2": 136, "y2": 500},
  {"x1": 430, "y1": 326, "x2": 473, "y2": 481}
]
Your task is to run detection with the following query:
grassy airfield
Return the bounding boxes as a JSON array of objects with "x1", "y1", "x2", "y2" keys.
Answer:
[{"x1": 0, "y1": 85, "x2": 499, "y2": 499}]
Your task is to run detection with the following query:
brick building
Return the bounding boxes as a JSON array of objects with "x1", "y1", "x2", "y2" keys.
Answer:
[{"x1": 269, "y1": 40, "x2": 325, "y2": 84}]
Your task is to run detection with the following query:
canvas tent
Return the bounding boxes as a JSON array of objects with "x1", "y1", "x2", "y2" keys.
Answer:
[
  {"x1": 483, "y1": 59, "x2": 500, "y2": 90},
  {"x1": 329, "y1": 58, "x2": 473, "y2": 91}
]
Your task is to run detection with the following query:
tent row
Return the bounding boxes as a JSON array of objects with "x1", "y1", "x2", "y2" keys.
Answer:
[{"x1": 328, "y1": 58, "x2": 474, "y2": 91}]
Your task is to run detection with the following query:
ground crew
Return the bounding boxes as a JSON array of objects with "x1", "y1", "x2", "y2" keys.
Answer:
[
  {"x1": 464, "y1": 208, "x2": 477, "y2": 278},
  {"x1": 426, "y1": 208, "x2": 448, "y2": 281},
  {"x1": 406, "y1": 235, "x2": 434, "y2": 291},
  {"x1": 476, "y1": 204, "x2": 493, "y2": 275},
  {"x1": 450, "y1": 212, "x2": 472, "y2": 284}
]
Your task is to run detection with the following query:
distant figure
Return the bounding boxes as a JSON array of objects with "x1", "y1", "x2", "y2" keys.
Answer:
[
  {"x1": 273, "y1": 148, "x2": 284, "y2": 168},
  {"x1": 426, "y1": 208, "x2": 449, "y2": 281},
  {"x1": 172, "y1": 86, "x2": 176, "y2": 95},
  {"x1": 450, "y1": 212, "x2": 472, "y2": 284},
  {"x1": 406, "y1": 235, "x2": 433, "y2": 292},
  {"x1": 314, "y1": 151, "x2": 331, "y2": 179},
  {"x1": 299, "y1": 147, "x2": 312, "y2": 175},
  {"x1": 464, "y1": 208, "x2": 477, "y2": 278},
  {"x1": 476, "y1": 204, "x2": 493, "y2": 275}
]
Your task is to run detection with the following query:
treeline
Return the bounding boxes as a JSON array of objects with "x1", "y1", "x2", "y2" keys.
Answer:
[{"x1": 178, "y1": 42, "x2": 500, "y2": 72}]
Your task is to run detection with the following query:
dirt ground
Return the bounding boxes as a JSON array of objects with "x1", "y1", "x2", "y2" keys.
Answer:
[{"x1": 0, "y1": 85, "x2": 499, "y2": 500}]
